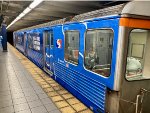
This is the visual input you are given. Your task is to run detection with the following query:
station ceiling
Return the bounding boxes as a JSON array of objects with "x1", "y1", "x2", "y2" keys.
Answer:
[{"x1": 1, "y1": 1, "x2": 127, "y2": 31}]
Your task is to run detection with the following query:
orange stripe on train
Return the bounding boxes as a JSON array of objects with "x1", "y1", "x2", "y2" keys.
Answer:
[{"x1": 120, "y1": 18, "x2": 150, "y2": 29}]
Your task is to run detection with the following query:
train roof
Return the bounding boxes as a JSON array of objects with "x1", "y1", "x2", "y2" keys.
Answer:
[{"x1": 15, "y1": 1, "x2": 150, "y2": 32}]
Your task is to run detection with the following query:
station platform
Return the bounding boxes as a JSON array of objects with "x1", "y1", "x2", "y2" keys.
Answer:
[{"x1": 0, "y1": 43, "x2": 93, "y2": 113}]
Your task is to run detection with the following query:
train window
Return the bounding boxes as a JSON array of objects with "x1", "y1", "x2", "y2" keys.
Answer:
[
  {"x1": 126, "y1": 29, "x2": 150, "y2": 81},
  {"x1": 65, "y1": 31, "x2": 79, "y2": 65},
  {"x1": 17, "y1": 34, "x2": 23, "y2": 45},
  {"x1": 33, "y1": 33, "x2": 40, "y2": 51},
  {"x1": 28, "y1": 34, "x2": 33, "y2": 49},
  {"x1": 84, "y1": 29, "x2": 113, "y2": 77}
]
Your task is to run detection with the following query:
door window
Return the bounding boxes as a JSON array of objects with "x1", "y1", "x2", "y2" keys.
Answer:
[
  {"x1": 45, "y1": 31, "x2": 53, "y2": 47},
  {"x1": 45, "y1": 31, "x2": 50, "y2": 46}
]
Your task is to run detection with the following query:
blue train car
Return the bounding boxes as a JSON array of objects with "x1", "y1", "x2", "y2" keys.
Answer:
[{"x1": 14, "y1": 2, "x2": 150, "y2": 113}]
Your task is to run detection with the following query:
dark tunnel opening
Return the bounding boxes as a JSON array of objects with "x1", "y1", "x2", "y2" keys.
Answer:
[{"x1": 7, "y1": 31, "x2": 13, "y2": 46}]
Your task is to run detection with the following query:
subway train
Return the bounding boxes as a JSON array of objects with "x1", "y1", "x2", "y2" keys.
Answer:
[{"x1": 13, "y1": 2, "x2": 150, "y2": 113}]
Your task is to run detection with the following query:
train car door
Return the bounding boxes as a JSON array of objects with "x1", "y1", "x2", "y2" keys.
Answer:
[{"x1": 43, "y1": 30, "x2": 54, "y2": 76}]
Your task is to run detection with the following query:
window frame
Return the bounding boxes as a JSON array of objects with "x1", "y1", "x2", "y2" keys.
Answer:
[
  {"x1": 84, "y1": 28, "x2": 114, "y2": 78},
  {"x1": 131, "y1": 43, "x2": 145, "y2": 59},
  {"x1": 125, "y1": 28, "x2": 150, "y2": 81},
  {"x1": 64, "y1": 30, "x2": 80, "y2": 66}
]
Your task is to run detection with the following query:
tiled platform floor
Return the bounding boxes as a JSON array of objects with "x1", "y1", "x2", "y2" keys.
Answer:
[
  {"x1": 0, "y1": 44, "x2": 93, "y2": 113},
  {"x1": 0, "y1": 46, "x2": 60, "y2": 113}
]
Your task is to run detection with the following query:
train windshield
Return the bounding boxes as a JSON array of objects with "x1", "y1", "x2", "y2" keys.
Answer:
[{"x1": 126, "y1": 29, "x2": 150, "y2": 81}]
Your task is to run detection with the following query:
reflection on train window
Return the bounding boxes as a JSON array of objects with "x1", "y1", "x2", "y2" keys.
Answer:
[
  {"x1": 17, "y1": 35, "x2": 23, "y2": 45},
  {"x1": 84, "y1": 29, "x2": 113, "y2": 77},
  {"x1": 33, "y1": 33, "x2": 40, "y2": 51},
  {"x1": 28, "y1": 34, "x2": 33, "y2": 49},
  {"x1": 126, "y1": 29, "x2": 150, "y2": 81},
  {"x1": 65, "y1": 31, "x2": 79, "y2": 65}
]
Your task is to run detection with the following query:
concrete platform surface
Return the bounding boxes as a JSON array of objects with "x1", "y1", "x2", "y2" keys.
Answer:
[{"x1": 0, "y1": 44, "x2": 93, "y2": 113}]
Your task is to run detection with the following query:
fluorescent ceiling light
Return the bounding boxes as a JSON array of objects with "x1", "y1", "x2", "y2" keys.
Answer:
[
  {"x1": 6, "y1": 0, "x2": 43, "y2": 29},
  {"x1": 15, "y1": 17, "x2": 20, "y2": 21},
  {"x1": 13, "y1": 19, "x2": 17, "y2": 23},
  {"x1": 18, "y1": 13, "x2": 25, "y2": 18},
  {"x1": 29, "y1": 0, "x2": 43, "y2": 9},
  {"x1": 23, "y1": 7, "x2": 31, "y2": 14}
]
